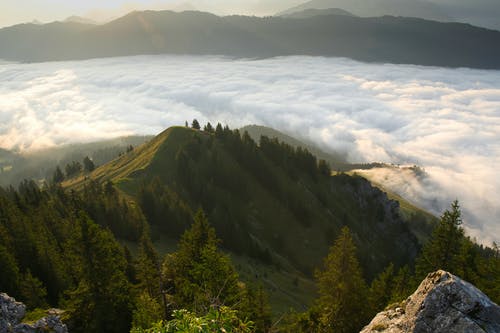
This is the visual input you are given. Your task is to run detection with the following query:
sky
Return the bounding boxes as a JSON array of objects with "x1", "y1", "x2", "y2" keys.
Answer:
[
  {"x1": 1, "y1": 0, "x2": 500, "y2": 29},
  {"x1": 1, "y1": 55, "x2": 499, "y2": 245},
  {"x1": 0, "y1": 0, "x2": 302, "y2": 27}
]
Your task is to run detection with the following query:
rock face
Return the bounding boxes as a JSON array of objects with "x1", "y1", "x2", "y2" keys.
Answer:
[
  {"x1": 0, "y1": 293, "x2": 68, "y2": 333},
  {"x1": 361, "y1": 270, "x2": 500, "y2": 333}
]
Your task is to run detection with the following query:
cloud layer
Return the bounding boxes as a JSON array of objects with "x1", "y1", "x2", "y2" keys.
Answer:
[{"x1": 1, "y1": 55, "x2": 499, "y2": 243}]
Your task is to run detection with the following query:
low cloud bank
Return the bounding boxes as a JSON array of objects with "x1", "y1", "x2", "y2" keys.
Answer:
[{"x1": 0, "y1": 55, "x2": 499, "y2": 243}]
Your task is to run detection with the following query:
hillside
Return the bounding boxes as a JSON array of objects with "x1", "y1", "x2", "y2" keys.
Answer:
[
  {"x1": 0, "y1": 136, "x2": 152, "y2": 187},
  {"x1": 1, "y1": 10, "x2": 500, "y2": 68},
  {"x1": 276, "y1": 0, "x2": 450, "y2": 22},
  {"x1": 67, "y1": 126, "x2": 425, "y2": 280}
]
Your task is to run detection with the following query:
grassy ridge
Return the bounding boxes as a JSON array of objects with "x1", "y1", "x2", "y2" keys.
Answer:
[{"x1": 64, "y1": 125, "x2": 432, "y2": 313}]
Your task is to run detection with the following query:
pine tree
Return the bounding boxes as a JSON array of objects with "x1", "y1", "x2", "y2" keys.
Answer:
[
  {"x1": 191, "y1": 119, "x2": 201, "y2": 130},
  {"x1": 52, "y1": 166, "x2": 65, "y2": 184},
  {"x1": 136, "y1": 232, "x2": 161, "y2": 298},
  {"x1": 64, "y1": 216, "x2": 132, "y2": 333},
  {"x1": 389, "y1": 265, "x2": 414, "y2": 303},
  {"x1": 318, "y1": 159, "x2": 331, "y2": 177},
  {"x1": 19, "y1": 270, "x2": 48, "y2": 309},
  {"x1": 315, "y1": 227, "x2": 370, "y2": 333},
  {"x1": 416, "y1": 200, "x2": 464, "y2": 278},
  {"x1": 204, "y1": 122, "x2": 214, "y2": 133},
  {"x1": 132, "y1": 292, "x2": 163, "y2": 330},
  {"x1": 83, "y1": 156, "x2": 95, "y2": 173},
  {"x1": 163, "y1": 210, "x2": 241, "y2": 314},
  {"x1": 369, "y1": 263, "x2": 394, "y2": 312}
]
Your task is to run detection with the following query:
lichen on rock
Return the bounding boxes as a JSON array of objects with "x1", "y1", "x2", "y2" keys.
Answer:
[
  {"x1": 361, "y1": 270, "x2": 500, "y2": 333},
  {"x1": 0, "y1": 293, "x2": 68, "y2": 333}
]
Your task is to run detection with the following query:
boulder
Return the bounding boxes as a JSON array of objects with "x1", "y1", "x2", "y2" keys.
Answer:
[
  {"x1": 1, "y1": 293, "x2": 26, "y2": 332},
  {"x1": 361, "y1": 270, "x2": 500, "y2": 333},
  {"x1": 0, "y1": 293, "x2": 68, "y2": 333}
]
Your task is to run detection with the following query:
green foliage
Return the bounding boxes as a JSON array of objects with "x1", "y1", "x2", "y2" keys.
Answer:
[
  {"x1": 63, "y1": 217, "x2": 132, "y2": 333},
  {"x1": 121, "y1": 126, "x2": 421, "y2": 280},
  {"x1": 416, "y1": 200, "x2": 464, "y2": 278},
  {"x1": 369, "y1": 263, "x2": 394, "y2": 313},
  {"x1": 315, "y1": 227, "x2": 370, "y2": 333},
  {"x1": 81, "y1": 180, "x2": 144, "y2": 240},
  {"x1": 65, "y1": 161, "x2": 82, "y2": 178},
  {"x1": 0, "y1": 243, "x2": 21, "y2": 297},
  {"x1": 52, "y1": 166, "x2": 65, "y2": 184},
  {"x1": 20, "y1": 270, "x2": 48, "y2": 309},
  {"x1": 83, "y1": 156, "x2": 95, "y2": 172},
  {"x1": 131, "y1": 307, "x2": 253, "y2": 333},
  {"x1": 132, "y1": 292, "x2": 163, "y2": 330},
  {"x1": 23, "y1": 308, "x2": 49, "y2": 324},
  {"x1": 191, "y1": 119, "x2": 201, "y2": 130},
  {"x1": 388, "y1": 265, "x2": 415, "y2": 304},
  {"x1": 136, "y1": 230, "x2": 162, "y2": 300},
  {"x1": 162, "y1": 210, "x2": 243, "y2": 315}
]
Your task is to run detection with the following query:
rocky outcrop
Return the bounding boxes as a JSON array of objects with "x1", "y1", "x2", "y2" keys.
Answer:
[
  {"x1": 361, "y1": 270, "x2": 500, "y2": 333},
  {"x1": 0, "y1": 293, "x2": 68, "y2": 333}
]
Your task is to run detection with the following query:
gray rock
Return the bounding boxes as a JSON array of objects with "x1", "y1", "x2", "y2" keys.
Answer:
[
  {"x1": 1, "y1": 293, "x2": 26, "y2": 332},
  {"x1": 361, "y1": 270, "x2": 500, "y2": 333},
  {"x1": 0, "y1": 293, "x2": 68, "y2": 333}
]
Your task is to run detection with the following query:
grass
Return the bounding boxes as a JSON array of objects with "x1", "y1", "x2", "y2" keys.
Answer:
[
  {"x1": 23, "y1": 308, "x2": 49, "y2": 324},
  {"x1": 63, "y1": 125, "x2": 434, "y2": 315}
]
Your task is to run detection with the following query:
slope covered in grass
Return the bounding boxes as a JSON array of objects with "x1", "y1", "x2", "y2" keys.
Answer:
[{"x1": 65, "y1": 125, "x2": 431, "y2": 311}]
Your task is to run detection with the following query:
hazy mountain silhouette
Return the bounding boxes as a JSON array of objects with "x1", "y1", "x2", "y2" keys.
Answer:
[
  {"x1": 276, "y1": 0, "x2": 451, "y2": 22},
  {"x1": 281, "y1": 7, "x2": 355, "y2": 19},
  {"x1": 1, "y1": 10, "x2": 500, "y2": 68}
]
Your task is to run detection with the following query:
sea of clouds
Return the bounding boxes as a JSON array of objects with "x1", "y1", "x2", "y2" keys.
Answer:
[{"x1": 0, "y1": 55, "x2": 499, "y2": 243}]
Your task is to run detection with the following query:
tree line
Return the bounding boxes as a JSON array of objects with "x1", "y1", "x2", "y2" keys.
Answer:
[{"x1": 0, "y1": 120, "x2": 498, "y2": 332}]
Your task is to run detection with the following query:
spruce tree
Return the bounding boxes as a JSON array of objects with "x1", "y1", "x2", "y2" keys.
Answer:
[
  {"x1": 163, "y1": 210, "x2": 241, "y2": 314},
  {"x1": 52, "y1": 166, "x2": 65, "y2": 184},
  {"x1": 369, "y1": 263, "x2": 394, "y2": 312},
  {"x1": 64, "y1": 216, "x2": 132, "y2": 333},
  {"x1": 191, "y1": 119, "x2": 201, "y2": 130},
  {"x1": 83, "y1": 156, "x2": 95, "y2": 173},
  {"x1": 315, "y1": 226, "x2": 370, "y2": 333},
  {"x1": 416, "y1": 200, "x2": 464, "y2": 278}
]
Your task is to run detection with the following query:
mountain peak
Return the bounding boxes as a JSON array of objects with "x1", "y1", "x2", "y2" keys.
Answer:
[{"x1": 362, "y1": 270, "x2": 500, "y2": 333}]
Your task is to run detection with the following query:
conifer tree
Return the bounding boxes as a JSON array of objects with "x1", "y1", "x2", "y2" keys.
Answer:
[
  {"x1": 369, "y1": 263, "x2": 394, "y2": 312},
  {"x1": 315, "y1": 226, "x2": 370, "y2": 333},
  {"x1": 163, "y1": 210, "x2": 241, "y2": 314},
  {"x1": 136, "y1": 231, "x2": 161, "y2": 299},
  {"x1": 83, "y1": 156, "x2": 95, "y2": 173},
  {"x1": 19, "y1": 270, "x2": 48, "y2": 309},
  {"x1": 52, "y1": 166, "x2": 65, "y2": 184},
  {"x1": 416, "y1": 200, "x2": 464, "y2": 278},
  {"x1": 204, "y1": 122, "x2": 214, "y2": 133},
  {"x1": 64, "y1": 216, "x2": 132, "y2": 333},
  {"x1": 191, "y1": 119, "x2": 201, "y2": 130},
  {"x1": 389, "y1": 265, "x2": 414, "y2": 303}
]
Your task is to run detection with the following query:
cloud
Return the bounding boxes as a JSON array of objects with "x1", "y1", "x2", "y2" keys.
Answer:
[{"x1": 0, "y1": 55, "x2": 499, "y2": 244}]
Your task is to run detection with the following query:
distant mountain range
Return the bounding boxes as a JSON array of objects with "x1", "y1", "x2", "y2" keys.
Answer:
[
  {"x1": 277, "y1": 0, "x2": 500, "y2": 31},
  {"x1": 280, "y1": 7, "x2": 355, "y2": 19},
  {"x1": 1, "y1": 10, "x2": 500, "y2": 69},
  {"x1": 276, "y1": 0, "x2": 450, "y2": 22}
]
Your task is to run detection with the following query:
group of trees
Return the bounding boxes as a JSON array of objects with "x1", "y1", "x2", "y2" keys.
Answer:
[
  {"x1": 0, "y1": 180, "x2": 271, "y2": 332},
  {"x1": 285, "y1": 201, "x2": 500, "y2": 333},
  {"x1": 53, "y1": 156, "x2": 95, "y2": 183},
  {"x1": 1, "y1": 121, "x2": 499, "y2": 332},
  {"x1": 0, "y1": 182, "x2": 137, "y2": 332},
  {"x1": 128, "y1": 209, "x2": 272, "y2": 332}
]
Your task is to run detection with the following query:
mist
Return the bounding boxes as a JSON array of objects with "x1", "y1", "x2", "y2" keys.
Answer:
[{"x1": 0, "y1": 55, "x2": 499, "y2": 243}]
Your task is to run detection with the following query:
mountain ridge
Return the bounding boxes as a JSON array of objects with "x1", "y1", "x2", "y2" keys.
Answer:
[
  {"x1": 1, "y1": 10, "x2": 500, "y2": 68},
  {"x1": 276, "y1": 0, "x2": 451, "y2": 22},
  {"x1": 64, "y1": 125, "x2": 426, "y2": 281}
]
